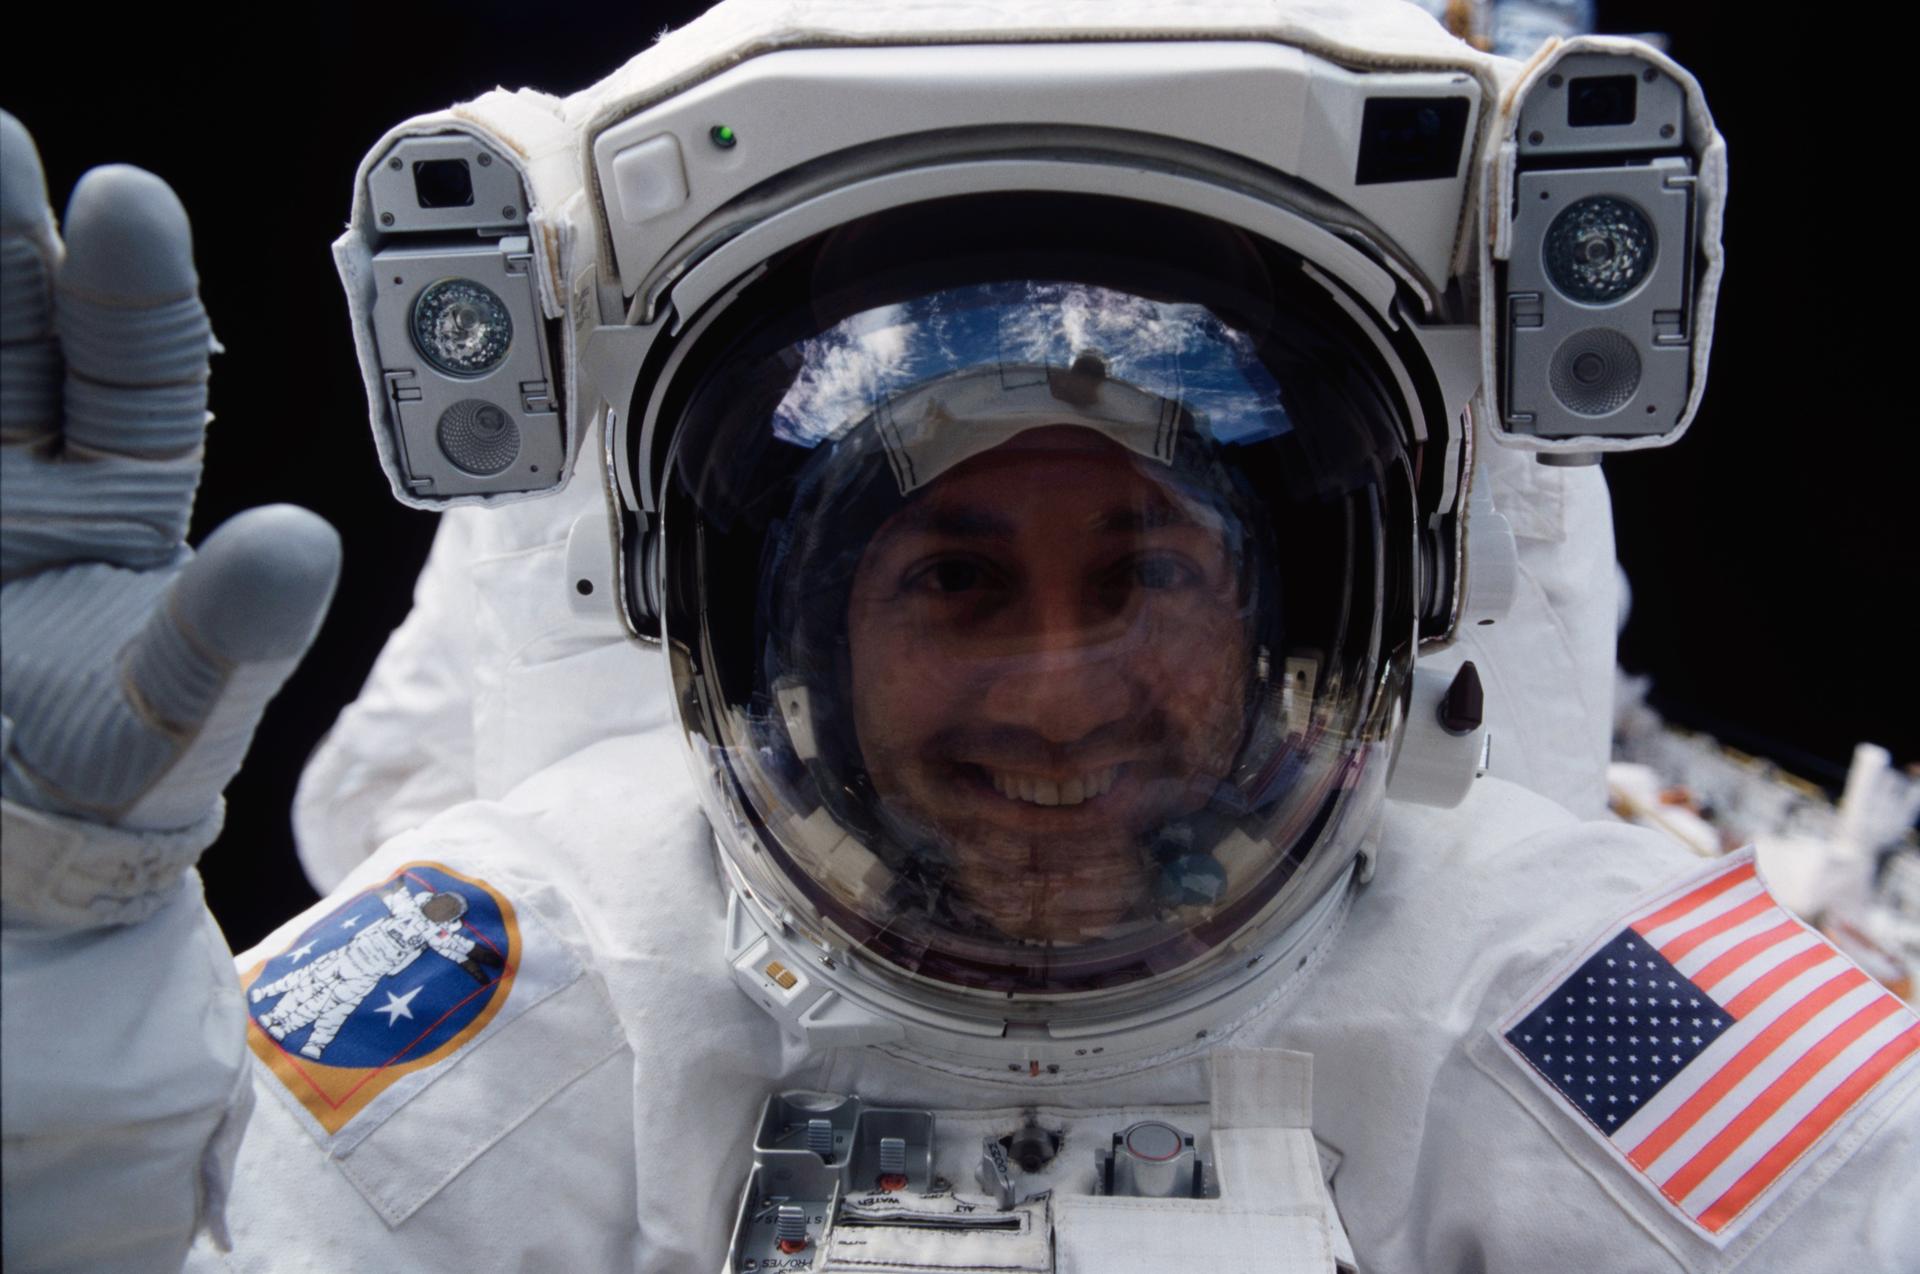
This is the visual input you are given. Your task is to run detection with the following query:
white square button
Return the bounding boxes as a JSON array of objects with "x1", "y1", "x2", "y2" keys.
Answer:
[{"x1": 611, "y1": 133, "x2": 688, "y2": 224}]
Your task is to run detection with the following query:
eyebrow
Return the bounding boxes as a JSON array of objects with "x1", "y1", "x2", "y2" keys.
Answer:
[
  {"x1": 1089, "y1": 503, "x2": 1206, "y2": 534},
  {"x1": 886, "y1": 505, "x2": 1018, "y2": 539},
  {"x1": 884, "y1": 498, "x2": 1211, "y2": 542}
]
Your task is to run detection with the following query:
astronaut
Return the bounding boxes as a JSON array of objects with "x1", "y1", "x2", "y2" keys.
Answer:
[
  {"x1": 3, "y1": 3, "x2": 1916, "y2": 1274},
  {"x1": 250, "y1": 886, "x2": 487, "y2": 1059}
]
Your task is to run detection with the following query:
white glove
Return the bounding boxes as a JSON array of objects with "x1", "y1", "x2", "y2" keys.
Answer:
[{"x1": 0, "y1": 111, "x2": 340, "y2": 919}]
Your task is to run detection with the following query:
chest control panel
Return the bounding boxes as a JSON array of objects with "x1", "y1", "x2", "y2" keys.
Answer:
[{"x1": 726, "y1": 1092, "x2": 1222, "y2": 1271}]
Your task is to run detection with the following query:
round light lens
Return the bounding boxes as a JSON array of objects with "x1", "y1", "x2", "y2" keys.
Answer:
[
  {"x1": 436, "y1": 398, "x2": 520, "y2": 475},
  {"x1": 1543, "y1": 196, "x2": 1655, "y2": 304},
  {"x1": 411, "y1": 278, "x2": 512, "y2": 376},
  {"x1": 1549, "y1": 328, "x2": 1641, "y2": 416}
]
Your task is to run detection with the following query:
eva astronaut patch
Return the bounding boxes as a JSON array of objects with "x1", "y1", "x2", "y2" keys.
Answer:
[
  {"x1": 240, "y1": 861, "x2": 579, "y2": 1154},
  {"x1": 1492, "y1": 848, "x2": 1920, "y2": 1247}
]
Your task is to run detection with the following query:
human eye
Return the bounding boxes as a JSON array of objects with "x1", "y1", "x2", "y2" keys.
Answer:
[
  {"x1": 1123, "y1": 552, "x2": 1202, "y2": 591},
  {"x1": 901, "y1": 554, "x2": 1001, "y2": 596}
]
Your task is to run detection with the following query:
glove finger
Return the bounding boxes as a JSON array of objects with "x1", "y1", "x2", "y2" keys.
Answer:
[
  {"x1": 0, "y1": 449, "x2": 203, "y2": 582},
  {"x1": 0, "y1": 561, "x2": 176, "y2": 821},
  {"x1": 166, "y1": 504, "x2": 342, "y2": 663},
  {"x1": 118, "y1": 505, "x2": 341, "y2": 830},
  {"x1": 0, "y1": 111, "x2": 62, "y2": 445},
  {"x1": 55, "y1": 165, "x2": 209, "y2": 503}
]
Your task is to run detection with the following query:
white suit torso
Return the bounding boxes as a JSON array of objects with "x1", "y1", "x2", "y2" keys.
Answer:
[{"x1": 194, "y1": 726, "x2": 1918, "y2": 1272}]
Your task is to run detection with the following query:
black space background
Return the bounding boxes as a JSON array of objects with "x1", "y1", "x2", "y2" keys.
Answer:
[{"x1": 9, "y1": 4, "x2": 1914, "y2": 951}]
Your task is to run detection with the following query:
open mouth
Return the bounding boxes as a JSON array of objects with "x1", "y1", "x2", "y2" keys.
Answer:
[{"x1": 985, "y1": 765, "x2": 1121, "y2": 808}]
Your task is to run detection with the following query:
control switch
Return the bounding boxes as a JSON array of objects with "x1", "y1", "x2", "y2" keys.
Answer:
[{"x1": 977, "y1": 1136, "x2": 1018, "y2": 1210}]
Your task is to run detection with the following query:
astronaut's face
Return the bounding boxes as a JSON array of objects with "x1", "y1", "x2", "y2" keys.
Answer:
[
  {"x1": 848, "y1": 427, "x2": 1251, "y2": 942},
  {"x1": 421, "y1": 893, "x2": 465, "y2": 925}
]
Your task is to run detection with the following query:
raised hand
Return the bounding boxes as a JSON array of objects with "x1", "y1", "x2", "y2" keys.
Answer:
[{"x1": 0, "y1": 111, "x2": 340, "y2": 872}]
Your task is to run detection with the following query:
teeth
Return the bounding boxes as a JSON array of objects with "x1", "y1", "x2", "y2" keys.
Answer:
[{"x1": 988, "y1": 766, "x2": 1118, "y2": 807}]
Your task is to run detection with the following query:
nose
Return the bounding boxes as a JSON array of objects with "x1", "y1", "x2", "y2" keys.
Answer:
[{"x1": 975, "y1": 586, "x2": 1141, "y2": 745}]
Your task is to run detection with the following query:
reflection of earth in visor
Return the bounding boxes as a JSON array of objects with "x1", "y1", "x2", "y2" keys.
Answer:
[{"x1": 770, "y1": 282, "x2": 1296, "y2": 455}]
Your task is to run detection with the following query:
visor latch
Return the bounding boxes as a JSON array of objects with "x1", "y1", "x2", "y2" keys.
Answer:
[{"x1": 1438, "y1": 660, "x2": 1485, "y2": 735}]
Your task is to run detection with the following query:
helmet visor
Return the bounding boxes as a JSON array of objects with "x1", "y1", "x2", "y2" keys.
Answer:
[{"x1": 657, "y1": 201, "x2": 1415, "y2": 1002}]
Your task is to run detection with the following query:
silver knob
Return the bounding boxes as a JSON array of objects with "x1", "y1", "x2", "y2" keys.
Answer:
[{"x1": 1100, "y1": 1119, "x2": 1208, "y2": 1198}]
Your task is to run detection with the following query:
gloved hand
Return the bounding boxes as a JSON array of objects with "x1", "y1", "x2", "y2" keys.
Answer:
[
  {"x1": 1, "y1": 112, "x2": 340, "y2": 899},
  {"x1": 461, "y1": 945, "x2": 507, "y2": 984}
]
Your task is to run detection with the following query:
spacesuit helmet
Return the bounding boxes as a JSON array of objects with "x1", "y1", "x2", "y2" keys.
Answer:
[
  {"x1": 336, "y1": 5, "x2": 1722, "y2": 1069},
  {"x1": 658, "y1": 196, "x2": 1417, "y2": 1031},
  {"x1": 421, "y1": 892, "x2": 468, "y2": 925}
]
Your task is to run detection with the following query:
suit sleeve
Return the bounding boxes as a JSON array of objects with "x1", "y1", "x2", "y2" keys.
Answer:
[{"x1": 2, "y1": 799, "x2": 254, "y2": 1274}]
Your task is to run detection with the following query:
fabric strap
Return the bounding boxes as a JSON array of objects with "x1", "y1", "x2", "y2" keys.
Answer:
[{"x1": 1, "y1": 795, "x2": 219, "y2": 927}]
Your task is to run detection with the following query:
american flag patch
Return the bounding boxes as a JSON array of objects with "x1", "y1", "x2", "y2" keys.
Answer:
[{"x1": 1496, "y1": 849, "x2": 1920, "y2": 1246}]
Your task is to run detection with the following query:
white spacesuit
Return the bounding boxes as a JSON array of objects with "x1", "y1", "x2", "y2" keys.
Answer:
[{"x1": 3, "y1": 4, "x2": 1915, "y2": 1274}]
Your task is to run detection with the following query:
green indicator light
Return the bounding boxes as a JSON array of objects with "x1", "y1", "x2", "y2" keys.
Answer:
[{"x1": 710, "y1": 124, "x2": 738, "y2": 149}]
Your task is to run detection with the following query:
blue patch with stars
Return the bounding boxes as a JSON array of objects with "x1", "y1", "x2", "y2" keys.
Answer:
[
  {"x1": 1507, "y1": 930, "x2": 1734, "y2": 1126},
  {"x1": 246, "y1": 864, "x2": 510, "y2": 1069},
  {"x1": 238, "y1": 860, "x2": 579, "y2": 1150}
]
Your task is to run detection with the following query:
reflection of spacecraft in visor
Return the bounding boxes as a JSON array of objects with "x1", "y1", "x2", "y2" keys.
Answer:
[{"x1": 862, "y1": 353, "x2": 1184, "y2": 496}]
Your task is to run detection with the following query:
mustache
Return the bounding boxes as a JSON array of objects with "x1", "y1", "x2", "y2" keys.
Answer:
[{"x1": 923, "y1": 715, "x2": 1170, "y2": 771}]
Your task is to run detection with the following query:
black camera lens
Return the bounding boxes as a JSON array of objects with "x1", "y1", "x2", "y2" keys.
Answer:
[
  {"x1": 413, "y1": 158, "x2": 475, "y2": 209},
  {"x1": 1355, "y1": 96, "x2": 1471, "y2": 185},
  {"x1": 1543, "y1": 196, "x2": 1655, "y2": 304},
  {"x1": 411, "y1": 277, "x2": 512, "y2": 376},
  {"x1": 1567, "y1": 75, "x2": 1638, "y2": 128}
]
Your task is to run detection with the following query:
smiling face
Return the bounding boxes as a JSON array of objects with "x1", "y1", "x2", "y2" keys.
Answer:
[{"x1": 847, "y1": 426, "x2": 1253, "y2": 943}]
